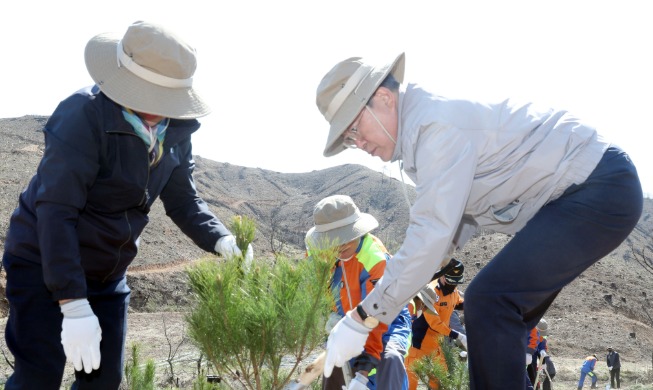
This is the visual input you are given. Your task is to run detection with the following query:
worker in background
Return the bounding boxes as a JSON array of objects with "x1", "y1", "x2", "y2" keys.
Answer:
[
  {"x1": 405, "y1": 259, "x2": 466, "y2": 390},
  {"x1": 578, "y1": 354, "x2": 598, "y2": 389},
  {"x1": 305, "y1": 195, "x2": 411, "y2": 390},
  {"x1": 606, "y1": 347, "x2": 621, "y2": 389}
]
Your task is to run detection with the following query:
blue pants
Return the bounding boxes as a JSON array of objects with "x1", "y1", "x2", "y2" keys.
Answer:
[
  {"x1": 578, "y1": 370, "x2": 597, "y2": 388},
  {"x1": 464, "y1": 147, "x2": 642, "y2": 389},
  {"x1": 3, "y1": 253, "x2": 131, "y2": 390},
  {"x1": 376, "y1": 339, "x2": 409, "y2": 390},
  {"x1": 377, "y1": 306, "x2": 411, "y2": 390}
]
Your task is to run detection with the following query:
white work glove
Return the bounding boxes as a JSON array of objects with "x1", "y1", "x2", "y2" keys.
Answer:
[
  {"x1": 608, "y1": 366, "x2": 613, "y2": 371},
  {"x1": 215, "y1": 235, "x2": 254, "y2": 267},
  {"x1": 324, "y1": 311, "x2": 372, "y2": 378},
  {"x1": 525, "y1": 353, "x2": 533, "y2": 365},
  {"x1": 60, "y1": 299, "x2": 102, "y2": 374},
  {"x1": 457, "y1": 333, "x2": 468, "y2": 350},
  {"x1": 342, "y1": 372, "x2": 369, "y2": 390},
  {"x1": 538, "y1": 350, "x2": 547, "y2": 359}
]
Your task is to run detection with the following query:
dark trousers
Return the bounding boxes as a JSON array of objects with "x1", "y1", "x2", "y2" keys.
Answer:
[
  {"x1": 322, "y1": 366, "x2": 349, "y2": 390},
  {"x1": 542, "y1": 376, "x2": 552, "y2": 390},
  {"x1": 464, "y1": 147, "x2": 643, "y2": 390},
  {"x1": 3, "y1": 253, "x2": 130, "y2": 390},
  {"x1": 610, "y1": 367, "x2": 620, "y2": 388},
  {"x1": 526, "y1": 358, "x2": 537, "y2": 386}
]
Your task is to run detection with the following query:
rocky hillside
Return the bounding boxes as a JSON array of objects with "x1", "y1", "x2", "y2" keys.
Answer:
[{"x1": 1, "y1": 115, "x2": 652, "y2": 369}]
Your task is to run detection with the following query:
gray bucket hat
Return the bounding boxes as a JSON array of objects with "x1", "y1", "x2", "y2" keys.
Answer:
[
  {"x1": 305, "y1": 195, "x2": 378, "y2": 249},
  {"x1": 536, "y1": 318, "x2": 549, "y2": 336},
  {"x1": 85, "y1": 21, "x2": 211, "y2": 119},
  {"x1": 316, "y1": 53, "x2": 405, "y2": 157}
]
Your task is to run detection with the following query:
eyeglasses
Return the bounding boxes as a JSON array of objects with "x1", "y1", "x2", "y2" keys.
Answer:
[
  {"x1": 341, "y1": 105, "x2": 396, "y2": 150},
  {"x1": 342, "y1": 127, "x2": 359, "y2": 149},
  {"x1": 342, "y1": 109, "x2": 365, "y2": 149}
]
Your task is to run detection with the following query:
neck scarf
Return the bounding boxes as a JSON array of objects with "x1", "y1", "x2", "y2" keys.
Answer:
[{"x1": 122, "y1": 108, "x2": 170, "y2": 167}]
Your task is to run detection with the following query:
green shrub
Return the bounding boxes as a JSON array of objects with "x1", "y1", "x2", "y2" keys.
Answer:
[
  {"x1": 124, "y1": 343, "x2": 156, "y2": 390},
  {"x1": 185, "y1": 217, "x2": 335, "y2": 389},
  {"x1": 411, "y1": 339, "x2": 469, "y2": 390}
]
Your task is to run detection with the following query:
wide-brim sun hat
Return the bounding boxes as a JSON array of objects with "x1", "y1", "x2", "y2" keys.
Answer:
[
  {"x1": 536, "y1": 318, "x2": 549, "y2": 336},
  {"x1": 85, "y1": 20, "x2": 211, "y2": 119},
  {"x1": 305, "y1": 195, "x2": 378, "y2": 249},
  {"x1": 416, "y1": 284, "x2": 439, "y2": 315},
  {"x1": 316, "y1": 52, "x2": 405, "y2": 157}
]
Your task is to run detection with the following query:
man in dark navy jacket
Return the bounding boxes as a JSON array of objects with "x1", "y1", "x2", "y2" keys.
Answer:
[{"x1": 2, "y1": 21, "x2": 252, "y2": 389}]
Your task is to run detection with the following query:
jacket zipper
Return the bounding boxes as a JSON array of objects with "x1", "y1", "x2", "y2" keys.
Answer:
[{"x1": 101, "y1": 130, "x2": 152, "y2": 282}]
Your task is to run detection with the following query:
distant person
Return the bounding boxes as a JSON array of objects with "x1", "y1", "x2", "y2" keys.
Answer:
[
  {"x1": 525, "y1": 326, "x2": 540, "y2": 389},
  {"x1": 578, "y1": 354, "x2": 598, "y2": 389},
  {"x1": 526, "y1": 319, "x2": 549, "y2": 388},
  {"x1": 2, "y1": 21, "x2": 252, "y2": 389},
  {"x1": 405, "y1": 259, "x2": 466, "y2": 390},
  {"x1": 535, "y1": 319, "x2": 555, "y2": 390},
  {"x1": 313, "y1": 52, "x2": 643, "y2": 389},
  {"x1": 606, "y1": 347, "x2": 621, "y2": 389},
  {"x1": 305, "y1": 195, "x2": 411, "y2": 390}
]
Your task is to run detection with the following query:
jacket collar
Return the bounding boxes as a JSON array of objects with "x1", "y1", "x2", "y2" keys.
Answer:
[{"x1": 97, "y1": 89, "x2": 201, "y2": 146}]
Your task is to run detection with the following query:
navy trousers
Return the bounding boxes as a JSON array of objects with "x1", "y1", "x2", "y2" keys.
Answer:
[
  {"x1": 3, "y1": 253, "x2": 130, "y2": 390},
  {"x1": 464, "y1": 147, "x2": 642, "y2": 389}
]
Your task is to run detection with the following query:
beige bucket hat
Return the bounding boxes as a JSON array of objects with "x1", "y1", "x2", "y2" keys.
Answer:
[
  {"x1": 305, "y1": 195, "x2": 378, "y2": 249},
  {"x1": 85, "y1": 20, "x2": 211, "y2": 119},
  {"x1": 416, "y1": 284, "x2": 439, "y2": 315},
  {"x1": 316, "y1": 53, "x2": 405, "y2": 157}
]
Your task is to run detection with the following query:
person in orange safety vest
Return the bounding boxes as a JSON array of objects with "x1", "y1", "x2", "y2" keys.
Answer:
[
  {"x1": 405, "y1": 259, "x2": 466, "y2": 390},
  {"x1": 306, "y1": 195, "x2": 411, "y2": 390}
]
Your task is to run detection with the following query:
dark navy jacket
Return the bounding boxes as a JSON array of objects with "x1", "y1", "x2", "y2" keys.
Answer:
[{"x1": 4, "y1": 86, "x2": 231, "y2": 301}]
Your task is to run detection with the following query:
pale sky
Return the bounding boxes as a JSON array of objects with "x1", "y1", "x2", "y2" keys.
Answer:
[{"x1": 1, "y1": 1, "x2": 651, "y2": 196}]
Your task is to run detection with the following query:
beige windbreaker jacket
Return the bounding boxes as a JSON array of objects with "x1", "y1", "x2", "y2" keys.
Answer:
[{"x1": 363, "y1": 83, "x2": 609, "y2": 323}]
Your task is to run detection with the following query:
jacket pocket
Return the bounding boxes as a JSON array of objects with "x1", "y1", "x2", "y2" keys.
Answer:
[{"x1": 491, "y1": 200, "x2": 522, "y2": 223}]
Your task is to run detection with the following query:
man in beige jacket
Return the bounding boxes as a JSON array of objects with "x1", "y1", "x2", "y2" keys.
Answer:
[{"x1": 314, "y1": 52, "x2": 642, "y2": 389}]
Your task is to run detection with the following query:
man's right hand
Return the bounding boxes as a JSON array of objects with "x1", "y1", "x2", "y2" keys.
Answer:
[
  {"x1": 323, "y1": 311, "x2": 371, "y2": 378},
  {"x1": 60, "y1": 299, "x2": 102, "y2": 374},
  {"x1": 215, "y1": 235, "x2": 254, "y2": 268}
]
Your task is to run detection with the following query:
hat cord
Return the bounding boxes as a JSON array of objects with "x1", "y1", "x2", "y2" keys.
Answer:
[
  {"x1": 365, "y1": 106, "x2": 396, "y2": 145},
  {"x1": 116, "y1": 41, "x2": 193, "y2": 89}
]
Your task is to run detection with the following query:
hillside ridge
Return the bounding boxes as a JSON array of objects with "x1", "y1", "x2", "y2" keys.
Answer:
[{"x1": 1, "y1": 115, "x2": 651, "y2": 367}]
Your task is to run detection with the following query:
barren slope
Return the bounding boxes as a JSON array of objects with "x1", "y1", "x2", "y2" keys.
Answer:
[{"x1": 0, "y1": 116, "x2": 651, "y2": 387}]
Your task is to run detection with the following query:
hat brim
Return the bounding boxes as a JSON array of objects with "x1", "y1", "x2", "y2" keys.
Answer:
[
  {"x1": 323, "y1": 52, "x2": 405, "y2": 157},
  {"x1": 85, "y1": 33, "x2": 211, "y2": 119},
  {"x1": 305, "y1": 213, "x2": 378, "y2": 249}
]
